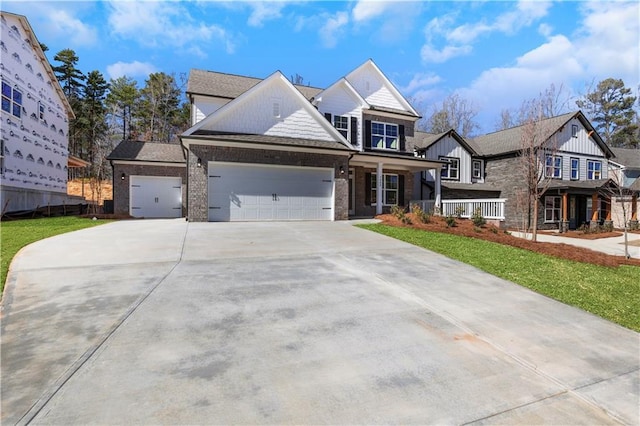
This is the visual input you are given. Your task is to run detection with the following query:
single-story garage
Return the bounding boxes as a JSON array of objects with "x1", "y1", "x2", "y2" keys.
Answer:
[{"x1": 107, "y1": 141, "x2": 186, "y2": 218}]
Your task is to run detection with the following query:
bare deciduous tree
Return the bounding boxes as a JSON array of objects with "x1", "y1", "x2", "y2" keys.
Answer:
[
  {"x1": 422, "y1": 93, "x2": 480, "y2": 137},
  {"x1": 604, "y1": 163, "x2": 633, "y2": 258}
]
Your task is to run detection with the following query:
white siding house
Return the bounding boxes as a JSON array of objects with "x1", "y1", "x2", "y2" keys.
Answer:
[{"x1": 0, "y1": 12, "x2": 77, "y2": 213}]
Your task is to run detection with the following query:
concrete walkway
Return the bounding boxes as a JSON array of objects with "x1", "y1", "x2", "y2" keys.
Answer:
[
  {"x1": 1, "y1": 220, "x2": 638, "y2": 425},
  {"x1": 511, "y1": 230, "x2": 640, "y2": 258}
]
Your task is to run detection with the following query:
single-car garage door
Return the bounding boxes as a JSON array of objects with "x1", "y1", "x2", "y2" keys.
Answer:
[
  {"x1": 208, "y1": 163, "x2": 334, "y2": 221},
  {"x1": 130, "y1": 175, "x2": 182, "y2": 218}
]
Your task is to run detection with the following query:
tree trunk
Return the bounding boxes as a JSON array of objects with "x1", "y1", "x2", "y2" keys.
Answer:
[{"x1": 532, "y1": 197, "x2": 538, "y2": 242}]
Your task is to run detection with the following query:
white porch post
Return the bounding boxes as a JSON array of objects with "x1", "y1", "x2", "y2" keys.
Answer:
[
  {"x1": 376, "y1": 162, "x2": 383, "y2": 215},
  {"x1": 435, "y1": 169, "x2": 442, "y2": 213}
]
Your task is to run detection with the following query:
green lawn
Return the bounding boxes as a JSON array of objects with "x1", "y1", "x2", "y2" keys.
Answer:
[
  {"x1": 359, "y1": 224, "x2": 640, "y2": 332},
  {"x1": 1, "y1": 217, "x2": 111, "y2": 295}
]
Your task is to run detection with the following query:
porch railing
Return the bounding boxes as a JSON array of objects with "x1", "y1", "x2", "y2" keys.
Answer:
[{"x1": 410, "y1": 199, "x2": 506, "y2": 220}]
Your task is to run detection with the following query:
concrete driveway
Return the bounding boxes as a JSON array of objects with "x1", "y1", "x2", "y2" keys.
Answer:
[{"x1": 2, "y1": 220, "x2": 638, "y2": 425}]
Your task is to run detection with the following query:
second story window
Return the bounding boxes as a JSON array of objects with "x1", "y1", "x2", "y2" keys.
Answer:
[
  {"x1": 439, "y1": 156, "x2": 459, "y2": 180},
  {"x1": 545, "y1": 154, "x2": 562, "y2": 179},
  {"x1": 570, "y1": 157, "x2": 579, "y2": 180},
  {"x1": 2, "y1": 82, "x2": 22, "y2": 119},
  {"x1": 38, "y1": 102, "x2": 45, "y2": 121},
  {"x1": 371, "y1": 122, "x2": 398, "y2": 150},
  {"x1": 571, "y1": 124, "x2": 578, "y2": 138},
  {"x1": 472, "y1": 159, "x2": 483, "y2": 179},
  {"x1": 587, "y1": 160, "x2": 602, "y2": 179},
  {"x1": 334, "y1": 115, "x2": 348, "y2": 139}
]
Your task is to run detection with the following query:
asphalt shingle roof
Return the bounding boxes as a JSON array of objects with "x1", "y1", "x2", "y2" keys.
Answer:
[
  {"x1": 187, "y1": 131, "x2": 354, "y2": 152},
  {"x1": 471, "y1": 112, "x2": 578, "y2": 156},
  {"x1": 545, "y1": 178, "x2": 613, "y2": 190},
  {"x1": 610, "y1": 147, "x2": 640, "y2": 168},
  {"x1": 107, "y1": 141, "x2": 185, "y2": 163},
  {"x1": 187, "y1": 69, "x2": 322, "y2": 101}
]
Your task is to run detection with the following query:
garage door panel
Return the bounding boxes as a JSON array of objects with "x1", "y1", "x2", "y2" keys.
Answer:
[
  {"x1": 130, "y1": 176, "x2": 182, "y2": 219},
  {"x1": 208, "y1": 163, "x2": 333, "y2": 222}
]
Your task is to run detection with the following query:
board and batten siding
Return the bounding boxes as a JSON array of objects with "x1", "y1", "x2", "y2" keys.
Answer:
[
  {"x1": 200, "y1": 78, "x2": 336, "y2": 142},
  {"x1": 550, "y1": 153, "x2": 608, "y2": 181},
  {"x1": 318, "y1": 84, "x2": 363, "y2": 147},
  {"x1": 347, "y1": 67, "x2": 406, "y2": 111},
  {"x1": 555, "y1": 117, "x2": 606, "y2": 157},
  {"x1": 424, "y1": 136, "x2": 474, "y2": 183},
  {"x1": 192, "y1": 95, "x2": 229, "y2": 125}
]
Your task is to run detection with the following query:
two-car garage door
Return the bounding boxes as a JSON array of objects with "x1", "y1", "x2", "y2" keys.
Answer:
[{"x1": 208, "y1": 163, "x2": 334, "y2": 221}]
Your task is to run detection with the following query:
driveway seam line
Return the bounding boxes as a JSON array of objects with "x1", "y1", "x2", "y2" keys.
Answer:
[{"x1": 17, "y1": 224, "x2": 190, "y2": 425}]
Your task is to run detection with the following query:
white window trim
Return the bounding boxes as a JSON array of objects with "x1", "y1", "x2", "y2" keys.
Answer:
[
  {"x1": 545, "y1": 154, "x2": 562, "y2": 179},
  {"x1": 571, "y1": 124, "x2": 578, "y2": 138},
  {"x1": 439, "y1": 156, "x2": 460, "y2": 180},
  {"x1": 334, "y1": 115, "x2": 349, "y2": 140},
  {"x1": 587, "y1": 160, "x2": 602, "y2": 180},
  {"x1": 544, "y1": 196, "x2": 562, "y2": 223},
  {"x1": 371, "y1": 173, "x2": 399, "y2": 206},
  {"x1": 371, "y1": 121, "x2": 399, "y2": 151},
  {"x1": 472, "y1": 159, "x2": 483, "y2": 179},
  {"x1": 570, "y1": 157, "x2": 580, "y2": 180}
]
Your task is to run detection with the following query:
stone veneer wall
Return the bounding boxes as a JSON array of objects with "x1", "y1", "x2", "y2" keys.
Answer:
[
  {"x1": 483, "y1": 155, "x2": 528, "y2": 230},
  {"x1": 187, "y1": 145, "x2": 349, "y2": 222},
  {"x1": 112, "y1": 163, "x2": 187, "y2": 216}
]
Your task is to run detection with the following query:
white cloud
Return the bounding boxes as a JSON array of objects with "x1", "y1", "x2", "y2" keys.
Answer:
[
  {"x1": 421, "y1": 1, "x2": 551, "y2": 65},
  {"x1": 48, "y1": 10, "x2": 98, "y2": 47},
  {"x1": 352, "y1": 1, "x2": 392, "y2": 23},
  {"x1": 106, "y1": 1, "x2": 236, "y2": 54},
  {"x1": 319, "y1": 11, "x2": 349, "y2": 48},
  {"x1": 538, "y1": 23, "x2": 553, "y2": 37},
  {"x1": 106, "y1": 61, "x2": 157, "y2": 80},
  {"x1": 400, "y1": 72, "x2": 443, "y2": 93},
  {"x1": 247, "y1": 2, "x2": 287, "y2": 27}
]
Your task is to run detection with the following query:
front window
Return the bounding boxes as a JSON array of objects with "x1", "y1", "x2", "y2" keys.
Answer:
[
  {"x1": 570, "y1": 158, "x2": 579, "y2": 180},
  {"x1": 472, "y1": 159, "x2": 483, "y2": 179},
  {"x1": 545, "y1": 154, "x2": 562, "y2": 179},
  {"x1": 371, "y1": 173, "x2": 398, "y2": 206},
  {"x1": 439, "y1": 156, "x2": 459, "y2": 180},
  {"x1": 334, "y1": 115, "x2": 348, "y2": 139},
  {"x1": 587, "y1": 160, "x2": 601, "y2": 180},
  {"x1": 371, "y1": 122, "x2": 398, "y2": 150},
  {"x1": 1, "y1": 82, "x2": 22, "y2": 118},
  {"x1": 545, "y1": 196, "x2": 561, "y2": 223}
]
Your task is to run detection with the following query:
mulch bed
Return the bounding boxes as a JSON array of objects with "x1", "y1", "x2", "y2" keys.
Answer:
[{"x1": 376, "y1": 214, "x2": 640, "y2": 268}]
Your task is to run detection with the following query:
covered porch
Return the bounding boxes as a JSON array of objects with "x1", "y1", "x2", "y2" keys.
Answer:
[
  {"x1": 545, "y1": 180, "x2": 617, "y2": 232},
  {"x1": 348, "y1": 152, "x2": 443, "y2": 217}
]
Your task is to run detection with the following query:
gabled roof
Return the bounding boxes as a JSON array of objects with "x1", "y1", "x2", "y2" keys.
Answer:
[
  {"x1": 471, "y1": 111, "x2": 612, "y2": 158},
  {"x1": 107, "y1": 140, "x2": 185, "y2": 163},
  {"x1": 345, "y1": 59, "x2": 420, "y2": 118},
  {"x1": 187, "y1": 69, "x2": 322, "y2": 101},
  {"x1": 182, "y1": 71, "x2": 353, "y2": 149},
  {"x1": 413, "y1": 129, "x2": 481, "y2": 155},
  {"x1": 610, "y1": 147, "x2": 640, "y2": 168},
  {"x1": 1, "y1": 12, "x2": 75, "y2": 119},
  {"x1": 311, "y1": 77, "x2": 369, "y2": 108}
]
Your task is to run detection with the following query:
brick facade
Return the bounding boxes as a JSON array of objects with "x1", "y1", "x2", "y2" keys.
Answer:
[
  {"x1": 362, "y1": 112, "x2": 416, "y2": 155},
  {"x1": 187, "y1": 145, "x2": 349, "y2": 222},
  {"x1": 112, "y1": 163, "x2": 186, "y2": 216},
  {"x1": 352, "y1": 166, "x2": 414, "y2": 217}
]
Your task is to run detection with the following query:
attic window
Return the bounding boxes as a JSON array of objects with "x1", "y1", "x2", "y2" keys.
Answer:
[
  {"x1": 571, "y1": 124, "x2": 578, "y2": 138},
  {"x1": 272, "y1": 98, "x2": 281, "y2": 118}
]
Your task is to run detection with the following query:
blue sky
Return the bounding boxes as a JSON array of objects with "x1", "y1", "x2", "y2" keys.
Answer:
[{"x1": 4, "y1": 0, "x2": 639, "y2": 133}]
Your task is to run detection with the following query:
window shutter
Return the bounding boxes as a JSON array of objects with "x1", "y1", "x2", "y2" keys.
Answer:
[
  {"x1": 350, "y1": 117, "x2": 357, "y2": 144},
  {"x1": 364, "y1": 120, "x2": 371, "y2": 149},
  {"x1": 399, "y1": 125, "x2": 406, "y2": 151},
  {"x1": 324, "y1": 112, "x2": 332, "y2": 123},
  {"x1": 365, "y1": 172, "x2": 372, "y2": 205},
  {"x1": 398, "y1": 174, "x2": 405, "y2": 206}
]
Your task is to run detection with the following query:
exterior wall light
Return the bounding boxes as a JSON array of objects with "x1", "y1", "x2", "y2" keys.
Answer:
[
  {"x1": 120, "y1": 172, "x2": 125, "y2": 180},
  {"x1": 197, "y1": 158, "x2": 202, "y2": 168}
]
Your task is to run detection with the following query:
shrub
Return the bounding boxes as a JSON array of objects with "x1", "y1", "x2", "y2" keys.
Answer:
[
  {"x1": 490, "y1": 227, "x2": 498, "y2": 234},
  {"x1": 411, "y1": 204, "x2": 431, "y2": 224},
  {"x1": 390, "y1": 205, "x2": 405, "y2": 220},
  {"x1": 471, "y1": 207, "x2": 486, "y2": 227},
  {"x1": 473, "y1": 226, "x2": 482, "y2": 233},
  {"x1": 445, "y1": 215, "x2": 457, "y2": 227},
  {"x1": 454, "y1": 206, "x2": 465, "y2": 218}
]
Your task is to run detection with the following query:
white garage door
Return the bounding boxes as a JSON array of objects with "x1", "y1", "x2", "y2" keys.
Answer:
[
  {"x1": 208, "y1": 163, "x2": 334, "y2": 221},
  {"x1": 130, "y1": 175, "x2": 182, "y2": 218}
]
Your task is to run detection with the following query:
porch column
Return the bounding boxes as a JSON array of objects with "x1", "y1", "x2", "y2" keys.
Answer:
[
  {"x1": 591, "y1": 193, "x2": 599, "y2": 221},
  {"x1": 561, "y1": 192, "x2": 569, "y2": 233},
  {"x1": 434, "y1": 170, "x2": 442, "y2": 214},
  {"x1": 632, "y1": 194, "x2": 637, "y2": 220},
  {"x1": 376, "y1": 162, "x2": 383, "y2": 215}
]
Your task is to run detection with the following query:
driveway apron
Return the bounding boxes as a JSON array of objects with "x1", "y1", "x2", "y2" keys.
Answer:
[{"x1": 1, "y1": 220, "x2": 638, "y2": 425}]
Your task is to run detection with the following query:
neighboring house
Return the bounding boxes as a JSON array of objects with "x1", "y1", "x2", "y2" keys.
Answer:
[
  {"x1": 0, "y1": 11, "x2": 78, "y2": 213},
  {"x1": 417, "y1": 111, "x2": 616, "y2": 231},
  {"x1": 608, "y1": 147, "x2": 640, "y2": 228},
  {"x1": 165, "y1": 59, "x2": 441, "y2": 222},
  {"x1": 107, "y1": 141, "x2": 186, "y2": 218}
]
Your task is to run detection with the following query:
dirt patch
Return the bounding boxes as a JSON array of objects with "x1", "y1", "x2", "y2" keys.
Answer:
[
  {"x1": 67, "y1": 180, "x2": 113, "y2": 205},
  {"x1": 376, "y1": 213, "x2": 640, "y2": 268}
]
